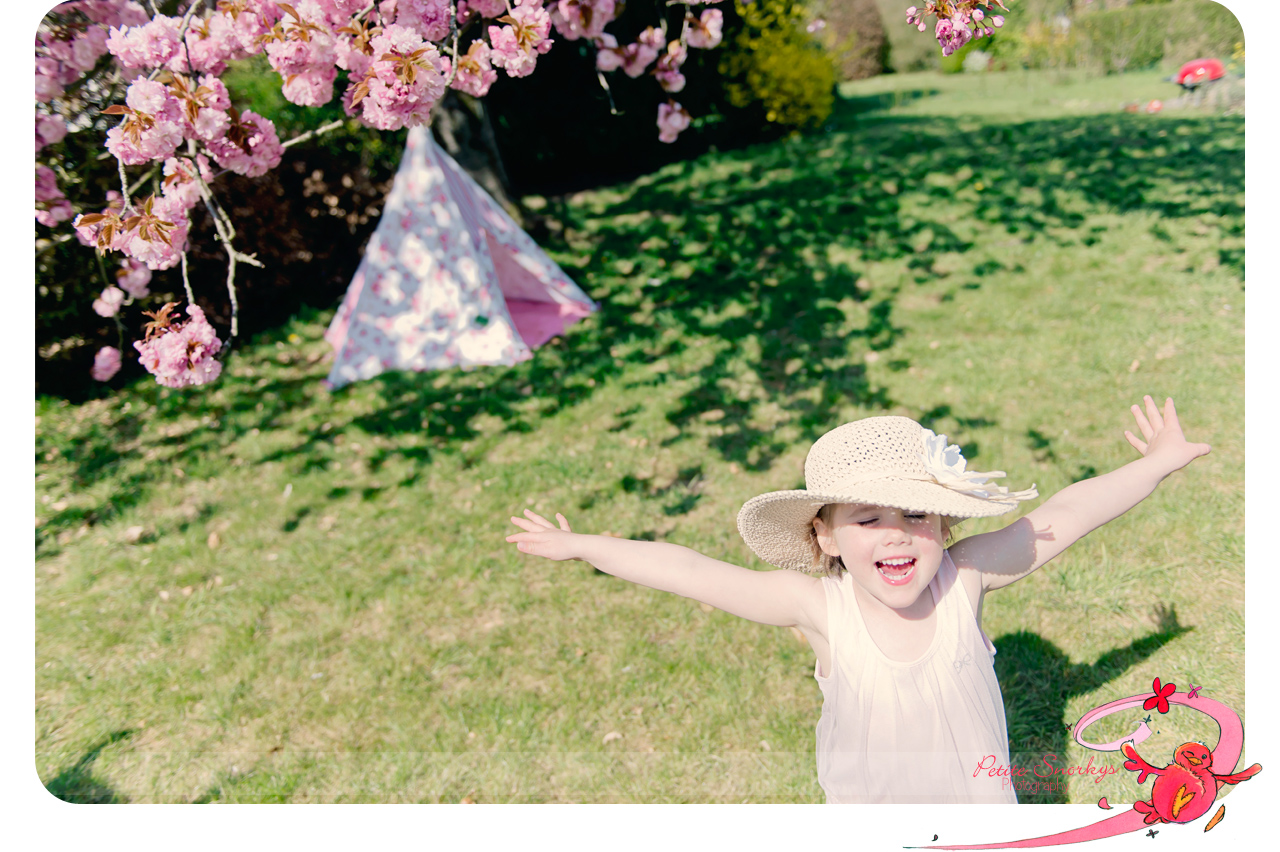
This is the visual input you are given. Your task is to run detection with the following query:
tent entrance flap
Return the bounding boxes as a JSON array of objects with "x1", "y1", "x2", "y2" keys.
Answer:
[{"x1": 485, "y1": 231, "x2": 593, "y2": 348}]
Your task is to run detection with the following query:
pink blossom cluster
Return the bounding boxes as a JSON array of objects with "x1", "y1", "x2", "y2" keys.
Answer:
[
  {"x1": 104, "y1": 76, "x2": 186, "y2": 165},
  {"x1": 133, "y1": 303, "x2": 224, "y2": 388},
  {"x1": 905, "y1": 2, "x2": 1004, "y2": 57},
  {"x1": 105, "y1": 2, "x2": 274, "y2": 75},
  {"x1": 36, "y1": 112, "x2": 68, "y2": 155},
  {"x1": 458, "y1": 0, "x2": 509, "y2": 19},
  {"x1": 91, "y1": 345, "x2": 123, "y2": 382},
  {"x1": 686, "y1": 9, "x2": 723, "y2": 50},
  {"x1": 444, "y1": 41, "x2": 499, "y2": 98},
  {"x1": 74, "y1": 188, "x2": 192, "y2": 271},
  {"x1": 204, "y1": 108, "x2": 285, "y2": 177},
  {"x1": 489, "y1": 0, "x2": 555, "y2": 79},
  {"x1": 348, "y1": 24, "x2": 446, "y2": 129},
  {"x1": 169, "y1": 9, "x2": 249, "y2": 76},
  {"x1": 35, "y1": 2, "x2": 137, "y2": 102},
  {"x1": 657, "y1": 100, "x2": 690, "y2": 144},
  {"x1": 550, "y1": 0, "x2": 619, "y2": 42},
  {"x1": 93, "y1": 285, "x2": 126, "y2": 317},
  {"x1": 392, "y1": 0, "x2": 454, "y2": 42},
  {"x1": 220, "y1": 0, "x2": 283, "y2": 53},
  {"x1": 655, "y1": 40, "x2": 688, "y2": 94},
  {"x1": 124, "y1": 196, "x2": 191, "y2": 270},
  {"x1": 62, "y1": 0, "x2": 151, "y2": 29},
  {"x1": 73, "y1": 190, "x2": 122, "y2": 248},
  {"x1": 170, "y1": 74, "x2": 233, "y2": 142},
  {"x1": 594, "y1": 10, "x2": 724, "y2": 144},
  {"x1": 596, "y1": 25, "x2": 664, "y2": 78},
  {"x1": 106, "y1": 14, "x2": 184, "y2": 69},
  {"x1": 116, "y1": 257, "x2": 153, "y2": 299},
  {"x1": 36, "y1": 165, "x2": 75, "y2": 227},
  {"x1": 262, "y1": 1, "x2": 340, "y2": 106},
  {"x1": 160, "y1": 153, "x2": 214, "y2": 212}
]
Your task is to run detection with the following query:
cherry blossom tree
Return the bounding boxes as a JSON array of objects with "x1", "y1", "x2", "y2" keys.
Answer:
[{"x1": 34, "y1": 0, "x2": 997, "y2": 389}]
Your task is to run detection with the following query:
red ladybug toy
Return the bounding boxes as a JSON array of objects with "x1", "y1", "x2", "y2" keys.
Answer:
[
  {"x1": 1121, "y1": 741, "x2": 1261, "y2": 825},
  {"x1": 1172, "y1": 58, "x2": 1226, "y2": 90}
]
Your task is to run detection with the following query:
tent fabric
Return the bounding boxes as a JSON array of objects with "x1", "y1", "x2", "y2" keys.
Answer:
[{"x1": 324, "y1": 126, "x2": 597, "y2": 388}]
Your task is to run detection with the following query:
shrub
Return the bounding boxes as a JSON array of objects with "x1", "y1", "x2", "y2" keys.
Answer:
[{"x1": 721, "y1": 0, "x2": 838, "y2": 128}]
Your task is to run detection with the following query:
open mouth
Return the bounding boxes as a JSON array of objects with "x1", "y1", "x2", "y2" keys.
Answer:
[{"x1": 875, "y1": 557, "x2": 916, "y2": 586}]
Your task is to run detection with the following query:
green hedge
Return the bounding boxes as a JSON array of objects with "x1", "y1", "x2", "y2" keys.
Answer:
[
  {"x1": 1077, "y1": 0, "x2": 1241, "y2": 72},
  {"x1": 987, "y1": 1, "x2": 1243, "y2": 73}
]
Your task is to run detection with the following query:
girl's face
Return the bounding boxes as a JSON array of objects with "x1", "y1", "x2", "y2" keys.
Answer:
[{"x1": 813, "y1": 503, "x2": 947, "y2": 611}]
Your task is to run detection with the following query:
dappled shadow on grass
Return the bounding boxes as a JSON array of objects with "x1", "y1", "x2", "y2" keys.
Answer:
[
  {"x1": 36, "y1": 94, "x2": 1243, "y2": 540},
  {"x1": 835, "y1": 88, "x2": 941, "y2": 120},
  {"x1": 995, "y1": 604, "x2": 1191, "y2": 804},
  {"x1": 43, "y1": 730, "x2": 133, "y2": 803}
]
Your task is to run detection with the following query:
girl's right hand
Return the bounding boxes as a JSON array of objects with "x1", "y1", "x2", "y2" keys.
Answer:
[
  {"x1": 506, "y1": 510, "x2": 584, "y2": 562},
  {"x1": 1123, "y1": 395, "x2": 1211, "y2": 474}
]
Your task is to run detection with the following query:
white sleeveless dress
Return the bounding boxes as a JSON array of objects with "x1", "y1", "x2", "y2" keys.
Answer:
[{"x1": 814, "y1": 551, "x2": 1017, "y2": 803}]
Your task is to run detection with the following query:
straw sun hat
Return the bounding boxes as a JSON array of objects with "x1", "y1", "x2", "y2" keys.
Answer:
[{"x1": 736, "y1": 416, "x2": 1038, "y2": 573}]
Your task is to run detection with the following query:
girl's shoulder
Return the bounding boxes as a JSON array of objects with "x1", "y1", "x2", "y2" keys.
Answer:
[{"x1": 945, "y1": 546, "x2": 985, "y2": 616}]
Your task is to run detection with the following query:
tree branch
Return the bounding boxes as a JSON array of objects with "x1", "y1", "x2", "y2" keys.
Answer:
[
  {"x1": 444, "y1": 0, "x2": 460, "y2": 90},
  {"x1": 180, "y1": 249, "x2": 196, "y2": 306},
  {"x1": 117, "y1": 157, "x2": 134, "y2": 214},
  {"x1": 281, "y1": 118, "x2": 347, "y2": 150}
]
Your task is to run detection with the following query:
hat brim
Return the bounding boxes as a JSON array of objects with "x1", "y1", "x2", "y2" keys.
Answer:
[{"x1": 736, "y1": 477, "x2": 1023, "y2": 572}]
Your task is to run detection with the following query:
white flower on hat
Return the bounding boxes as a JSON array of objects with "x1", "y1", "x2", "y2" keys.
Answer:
[{"x1": 919, "y1": 429, "x2": 1038, "y2": 503}]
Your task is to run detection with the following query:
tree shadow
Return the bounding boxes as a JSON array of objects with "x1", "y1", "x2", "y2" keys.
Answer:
[
  {"x1": 36, "y1": 92, "x2": 1243, "y2": 545},
  {"x1": 835, "y1": 88, "x2": 942, "y2": 120},
  {"x1": 994, "y1": 603, "x2": 1191, "y2": 803},
  {"x1": 43, "y1": 729, "x2": 133, "y2": 803}
]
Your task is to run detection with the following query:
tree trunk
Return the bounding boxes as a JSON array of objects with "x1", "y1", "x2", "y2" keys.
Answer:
[{"x1": 429, "y1": 91, "x2": 523, "y2": 225}]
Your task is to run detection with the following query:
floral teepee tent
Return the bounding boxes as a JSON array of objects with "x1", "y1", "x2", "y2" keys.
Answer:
[{"x1": 325, "y1": 126, "x2": 597, "y2": 388}]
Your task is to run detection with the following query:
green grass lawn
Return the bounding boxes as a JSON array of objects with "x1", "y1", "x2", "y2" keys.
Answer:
[{"x1": 35, "y1": 68, "x2": 1244, "y2": 804}]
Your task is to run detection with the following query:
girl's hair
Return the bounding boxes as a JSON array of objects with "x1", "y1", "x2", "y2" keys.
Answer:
[
  {"x1": 811, "y1": 504, "x2": 846, "y2": 577},
  {"x1": 809, "y1": 504, "x2": 958, "y2": 578}
]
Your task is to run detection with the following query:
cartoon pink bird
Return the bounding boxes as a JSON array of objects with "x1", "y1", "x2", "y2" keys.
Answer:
[{"x1": 1121, "y1": 741, "x2": 1262, "y2": 825}]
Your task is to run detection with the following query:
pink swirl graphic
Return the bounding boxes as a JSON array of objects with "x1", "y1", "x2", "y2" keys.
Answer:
[
  {"x1": 918, "y1": 690, "x2": 1249, "y2": 849},
  {"x1": 1072, "y1": 693, "x2": 1155, "y2": 751}
]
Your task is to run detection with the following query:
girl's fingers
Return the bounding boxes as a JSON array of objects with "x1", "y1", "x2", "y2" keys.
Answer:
[
  {"x1": 556, "y1": 512, "x2": 572, "y2": 532},
  {"x1": 1131, "y1": 404, "x2": 1154, "y2": 441},
  {"x1": 523, "y1": 509, "x2": 557, "y2": 528},
  {"x1": 1144, "y1": 395, "x2": 1164, "y2": 432},
  {"x1": 1124, "y1": 430, "x2": 1148, "y2": 454}
]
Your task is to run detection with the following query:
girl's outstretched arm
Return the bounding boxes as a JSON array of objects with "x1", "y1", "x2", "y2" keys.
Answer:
[
  {"x1": 950, "y1": 395, "x2": 1211, "y2": 592},
  {"x1": 506, "y1": 510, "x2": 828, "y2": 637}
]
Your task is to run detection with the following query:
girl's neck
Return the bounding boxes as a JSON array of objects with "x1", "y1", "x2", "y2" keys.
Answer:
[
  {"x1": 850, "y1": 579, "x2": 939, "y2": 663},
  {"x1": 851, "y1": 580, "x2": 936, "y2": 623}
]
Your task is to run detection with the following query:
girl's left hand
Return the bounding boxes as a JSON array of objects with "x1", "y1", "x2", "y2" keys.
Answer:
[
  {"x1": 1124, "y1": 395, "x2": 1211, "y2": 473},
  {"x1": 506, "y1": 510, "x2": 584, "y2": 562}
]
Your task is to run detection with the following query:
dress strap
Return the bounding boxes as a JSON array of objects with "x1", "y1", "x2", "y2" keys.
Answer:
[{"x1": 939, "y1": 550, "x2": 997, "y2": 656}]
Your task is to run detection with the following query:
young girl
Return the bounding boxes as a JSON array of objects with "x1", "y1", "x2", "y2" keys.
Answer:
[{"x1": 506, "y1": 396, "x2": 1210, "y2": 803}]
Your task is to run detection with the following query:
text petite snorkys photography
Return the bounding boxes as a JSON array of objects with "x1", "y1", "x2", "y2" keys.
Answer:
[{"x1": 974, "y1": 754, "x2": 1120, "y2": 793}]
